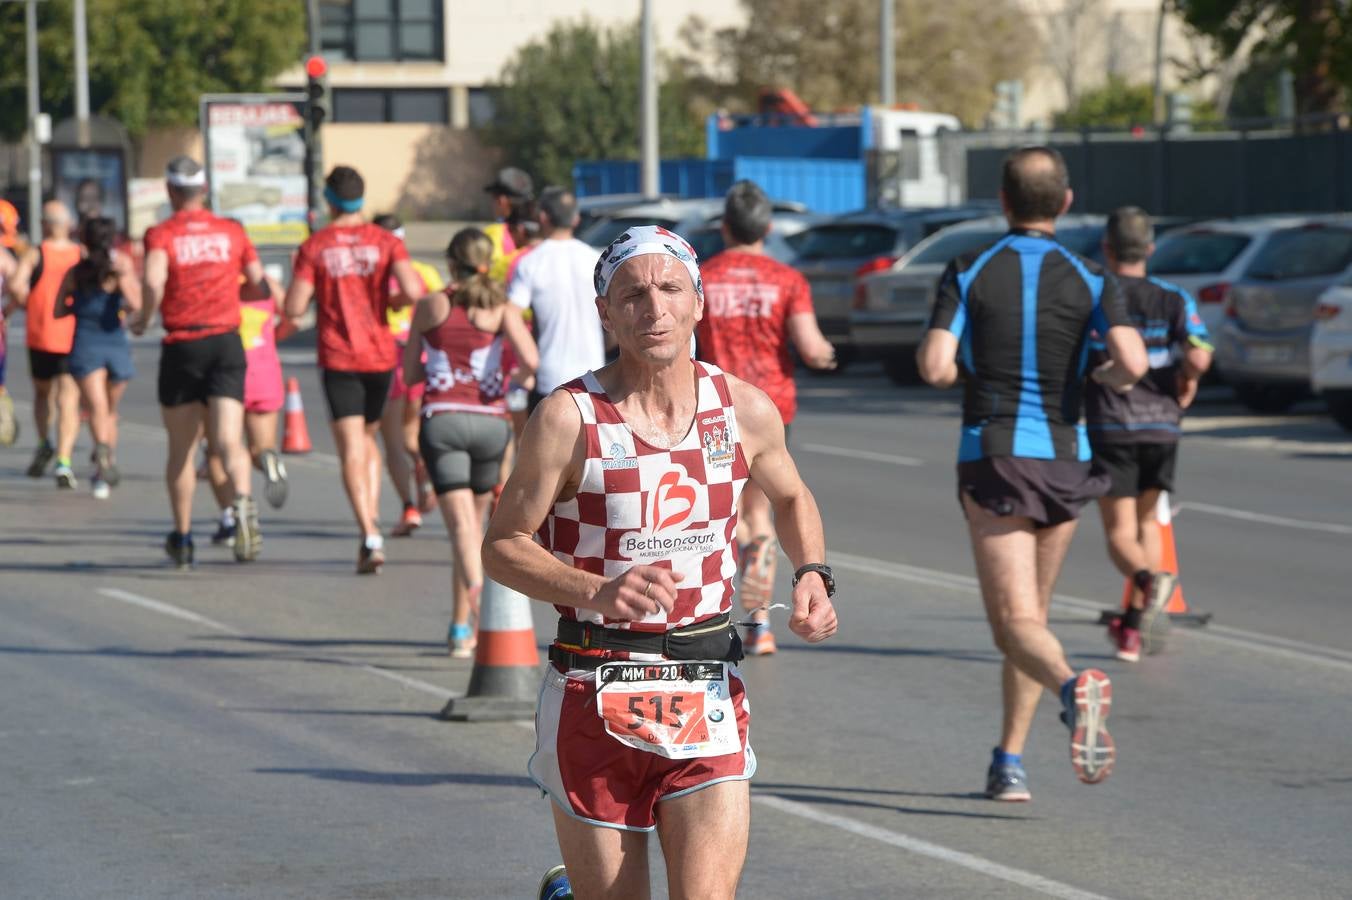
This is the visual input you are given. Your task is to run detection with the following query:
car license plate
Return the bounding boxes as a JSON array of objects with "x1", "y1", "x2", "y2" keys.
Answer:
[{"x1": 1247, "y1": 344, "x2": 1294, "y2": 365}]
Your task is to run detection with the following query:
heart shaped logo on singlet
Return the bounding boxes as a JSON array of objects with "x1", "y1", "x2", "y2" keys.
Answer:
[{"x1": 651, "y1": 470, "x2": 697, "y2": 532}]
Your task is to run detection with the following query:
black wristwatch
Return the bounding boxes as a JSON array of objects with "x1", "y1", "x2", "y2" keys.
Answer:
[{"x1": 792, "y1": 563, "x2": 836, "y2": 597}]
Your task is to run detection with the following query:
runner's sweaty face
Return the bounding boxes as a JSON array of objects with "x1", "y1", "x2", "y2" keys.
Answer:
[{"x1": 597, "y1": 254, "x2": 703, "y2": 364}]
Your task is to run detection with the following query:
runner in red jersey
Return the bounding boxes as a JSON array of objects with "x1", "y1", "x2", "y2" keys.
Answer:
[
  {"x1": 284, "y1": 166, "x2": 425, "y2": 574},
  {"x1": 695, "y1": 180, "x2": 837, "y2": 655},
  {"x1": 132, "y1": 157, "x2": 272, "y2": 569},
  {"x1": 485, "y1": 224, "x2": 837, "y2": 900}
]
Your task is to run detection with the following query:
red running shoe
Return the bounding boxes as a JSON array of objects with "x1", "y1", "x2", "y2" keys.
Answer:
[{"x1": 391, "y1": 503, "x2": 422, "y2": 537}]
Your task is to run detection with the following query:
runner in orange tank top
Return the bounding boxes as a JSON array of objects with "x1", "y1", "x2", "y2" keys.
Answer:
[{"x1": 9, "y1": 201, "x2": 83, "y2": 486}]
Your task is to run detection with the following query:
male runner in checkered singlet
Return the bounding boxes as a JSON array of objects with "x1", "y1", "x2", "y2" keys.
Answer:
[{"x1": 484, "y1": 225, "x2": 838, "y2": 900}]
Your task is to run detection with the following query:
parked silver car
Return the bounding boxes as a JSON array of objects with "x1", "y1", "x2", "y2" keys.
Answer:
[
  {"x1": 786, "y1": 205, "x2": 998, "y2": 357},
  {"x1": 1216, "y1": 216, "x2": 1352, "y2": 412},
  {"x1": 1146, "y1": 216, "x2": 1307, "y2": 346},
  {"x1": 577, "y1": 197, "x2": 817, "y2": 251},
  {"x1": 850, "y1": 214, "x2": 1109, "y2": 383}
]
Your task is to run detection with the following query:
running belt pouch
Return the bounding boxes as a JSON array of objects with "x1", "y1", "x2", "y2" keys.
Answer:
[{"x1": 555, "y1": 615, "x2": 744, "y2": 663}]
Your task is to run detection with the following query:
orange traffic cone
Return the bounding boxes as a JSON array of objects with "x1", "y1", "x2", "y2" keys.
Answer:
[
  {"x1": 281, "y1": 377, "x2": 312, "y2": 454},
  {"x1": 1107, "y1": 491, "x2": 1211, "y2": 627},
  {"x1": 440, "y1": 578, "x2": 541, "y2": 722}
]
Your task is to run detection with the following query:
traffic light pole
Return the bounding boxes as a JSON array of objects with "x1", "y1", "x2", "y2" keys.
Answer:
[
  {"x1": 304, "y1": 0, "x2": 325, "y2": 228},
  {"x1": 25, "y1": 0, "x2": 41, "y2": 245}
]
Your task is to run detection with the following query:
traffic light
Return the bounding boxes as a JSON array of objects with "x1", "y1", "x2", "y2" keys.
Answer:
[{"x1": 305, "y1": 55, "x2": 329, "y2": 128}]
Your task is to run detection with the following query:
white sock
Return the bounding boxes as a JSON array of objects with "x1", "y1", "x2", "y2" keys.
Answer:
[
  {"x1": 221, "y1": 508, "x2": 237, "y2": 528},
  {"x1": 364, "y1": 533, "x2": 384, "y2": 551}
]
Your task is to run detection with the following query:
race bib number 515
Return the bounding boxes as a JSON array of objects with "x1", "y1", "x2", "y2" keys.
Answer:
[{"x1": 596, "y1": 661, "x2": 739, "y2": 760}]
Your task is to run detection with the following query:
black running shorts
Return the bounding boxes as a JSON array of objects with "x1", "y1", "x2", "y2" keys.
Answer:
[
  {"x1": 29, "y1": 348, "x2": 71, "y2": 381},
  {"x1": 322, "y1": 368, "x2": 393, "y2": 424},
  {"x1": 957, "y1": 457, "x2": 1110, "y2": 528},
  {"x1": 418, "y1": 411, "x2": 511, "y2": 495},
  {"x1": 1090, "y1": 442, "x2": 1178, "y2": 498},
  {"x1": 158, "y1": 332, "x2": 246, "y2": 407}
]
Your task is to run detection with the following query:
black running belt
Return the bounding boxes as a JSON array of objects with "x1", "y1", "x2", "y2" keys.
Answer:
[{"x1": 551, "y1": 613, "x2": 743, "y2": 669}]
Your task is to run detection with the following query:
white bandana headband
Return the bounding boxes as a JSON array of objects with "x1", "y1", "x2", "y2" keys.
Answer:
[
  {"x1": 593, "y1": 225, "x2": 703, "y2": 300},
  {"x1": 166, "y1": 168, "x2": 207, "y2": 188}
]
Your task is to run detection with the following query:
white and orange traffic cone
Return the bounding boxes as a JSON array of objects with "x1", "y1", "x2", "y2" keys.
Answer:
[
  {"x1": 440, "y1": 578, "x2": 541, "y2": 722},
  {"x1": 1101, "y1": 491, "x2": 1212, "y2": 629},
  {"x1": 281, "y1": 377, "x2": 312, "y2": 455}
]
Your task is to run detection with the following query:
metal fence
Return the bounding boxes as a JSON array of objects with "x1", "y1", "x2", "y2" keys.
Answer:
[{"x1": 955, "y1": 123, "x2": 1352, "y2": 218}]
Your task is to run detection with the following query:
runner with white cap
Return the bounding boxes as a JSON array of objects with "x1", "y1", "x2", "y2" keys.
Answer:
[
  {"x1": 133, "y1": 156, "x2": 273, "y2": 569},
  {"x1": 485, "y1": 224, "x2": 838, "y2": 900}
]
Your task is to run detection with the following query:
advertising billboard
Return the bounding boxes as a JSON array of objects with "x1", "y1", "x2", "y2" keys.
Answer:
[{"x1": 201, "y1": 94, "x2": 309, "y2": 246}]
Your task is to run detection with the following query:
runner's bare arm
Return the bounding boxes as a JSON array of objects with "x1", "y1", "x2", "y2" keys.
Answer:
[
  {"x1": 1091, "y1": 326, "x2": 1149, "y2": 392},
  {"x1": 283, "y1": 276, "x2": 315, "y2": 321},
  {"x1": 389, "y1": 259, "x2": 425, "y2": 310},
  {"x1": 500, "y1": 304, "x2": 539, "y2": 381},
  {"x1": 787, "y1": 313, "x2": 838, "y2": 370},
  {"x1": 7, "y1": 246, "x2": 38, "y2": 306},
  {"x1": 133, "y1": 248, "x2": 168, "y2": 336},
  {"x1": 729, "y1": 377, "x2": 838, "y2": 643},
  {"x1": 402, "y1": 294, "x2": 443, "y2": 386},
  {"x1": 239, "y1": 259, "x2": 271, "y2": 301},
  {"x1": 114, "y1": 250, "x2": 142, "y2": 314},
  {"x1": 917, "y1": 329, "x2": 960, "y2": 388},
  {"x1": 482, "y1": 391, "x2": 683, "y2": 620}
]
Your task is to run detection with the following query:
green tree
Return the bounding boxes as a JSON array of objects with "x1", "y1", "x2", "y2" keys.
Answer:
[
  {"x1": 1175, "y1": 0, "x2": 1352, "y2": 117},
  {"x1": 487, "y1": 20, "x2": 705, "y2": 188},
  {"x1": 1054, "y1": 77, "x2": 1155, "y2": 129},
  {"x1": 676, "y1": 0, "x2": 1036, "y2": 127},
  {"x1": 0, "y1": 0, "x2": 305, "y2": 140}
]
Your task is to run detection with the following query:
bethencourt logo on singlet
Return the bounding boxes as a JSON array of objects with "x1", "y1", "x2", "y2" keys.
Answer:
[{"x1": 622, "y1": 466, "x2": 717, "y2": 559}]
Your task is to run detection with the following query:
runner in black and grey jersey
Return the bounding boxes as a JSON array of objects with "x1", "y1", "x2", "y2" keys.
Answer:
[{"x1": 1087, "y1": 206, "x2": 1214, "y2": 662}]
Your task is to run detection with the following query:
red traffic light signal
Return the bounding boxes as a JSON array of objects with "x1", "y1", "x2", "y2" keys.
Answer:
[{"x1": 305, "y1": 55, "x2": 328, "y2": 79}]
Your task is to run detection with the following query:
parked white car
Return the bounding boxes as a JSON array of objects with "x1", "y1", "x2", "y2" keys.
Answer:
[
  {"x1": 1147, "y1": 216, "x2": 1309, "y2": 347},
  {"x1": 1310, "y1": 283, "x2": 1352, "y2": 432}
]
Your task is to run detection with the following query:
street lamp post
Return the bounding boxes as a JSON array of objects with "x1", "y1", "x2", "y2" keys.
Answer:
[
  {"x1": 639, "y1": 0, "x2": 658, "y2": 198},
  {"x1": 74, "y1": 0, "x2": 90, "y2": 146},
  {"x1": 24, "y1": 0, "x2": 42, "y2": 244},
  {"x1": 881, "y1": 0, "x2": 895, "y2": 106}
]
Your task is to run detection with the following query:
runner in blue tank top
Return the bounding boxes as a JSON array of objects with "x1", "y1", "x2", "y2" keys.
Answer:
[{"x1": 918, "y1": 147, "x2": 1148, "y2": 803}]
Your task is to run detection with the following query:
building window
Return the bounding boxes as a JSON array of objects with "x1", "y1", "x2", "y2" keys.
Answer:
[
  {"x1": 320, "y1": 0, "x2": 443, "y2": 62},
  {"x1": 333, "y1": 89, "x2": 448, "y2": 124},
  {"x1": 467, "y1": 87, "x2": 497, "y2": 128}
]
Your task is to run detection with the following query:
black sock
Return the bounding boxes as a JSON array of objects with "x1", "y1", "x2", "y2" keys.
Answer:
[
  {"x1": 1132, "y1": 569, "x2": 1153, "y2": 593},
  {"x1": 1123, "y1": 606, "x2": 1143, "y2": 630}
]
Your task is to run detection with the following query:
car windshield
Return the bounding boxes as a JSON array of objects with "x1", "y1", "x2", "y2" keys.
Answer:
[
  {"x1": 688, "y1": 229, "x2": 796, "y2": 264},
  {"x1": 579, "y1": 215, "x2": 680, "y2": 248},
  {"x1": 1149, "y1": 232, "x2": 1251, "y2": 275},
  {"x1": 788, "y1": 224, "x2": 897, "y2": 261},
  {"x1": 905, "y1": 229, "x2": 1004, "y2": 265},
  {"x1": 1244, "y1": 228, "x2": 1352, "y2": 281}
]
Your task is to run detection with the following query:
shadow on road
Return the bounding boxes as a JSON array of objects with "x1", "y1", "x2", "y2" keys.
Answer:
[
  {"x1": 771, "y1": 642, "x2": 1000, "y2": 665},
  {"x1": 254, "y1": 768, "x2": 536, "y2": 789},
  {"x1": 757, "y1": 790, "x2": 1030, "y2": 822}
]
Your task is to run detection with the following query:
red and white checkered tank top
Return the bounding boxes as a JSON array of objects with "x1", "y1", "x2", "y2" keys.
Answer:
[
  {"x1": 541, "y1": 361, "x2": 749, "y2": 632},
  {"x1": 420, "y1": 304, "x2": 507, "y2": 417}
]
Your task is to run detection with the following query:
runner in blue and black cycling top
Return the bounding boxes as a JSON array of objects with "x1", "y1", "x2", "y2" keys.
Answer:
[
  {"x1": 1087, "y1": 206, "x2": 1213, "y2": 663},
  {"x1": 918, "y1": 146, "x2": 1148, "y2": 805}
]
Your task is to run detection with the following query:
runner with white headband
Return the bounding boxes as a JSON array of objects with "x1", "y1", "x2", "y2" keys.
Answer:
[
  {"x1": 488, "y1": 222, "x2": 839, "y2": 900},
  {"x1": 132, "y1": 155, "x2": 273, "y2": 569}
]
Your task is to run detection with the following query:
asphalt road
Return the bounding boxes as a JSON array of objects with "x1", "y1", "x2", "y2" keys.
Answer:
[{"x1": 2, "y1": 333, "x2": 1351, "y2": 899}]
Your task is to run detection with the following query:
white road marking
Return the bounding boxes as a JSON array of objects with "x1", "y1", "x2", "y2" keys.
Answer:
[
  {"x1": 97, "y1": 588, "x2": 240, "y2": 634},
  {"x1": 827, "y1": 551, "x2": 1352, "y2": 672},
  {"x1": 358, "y1": 664, "x2": 459, "y2": 701},
  {"x1": 1173, "y1": 501, "x2": 1352, "y2": 536},
  {"x1": 799, "y1": 443, "x2": 925, "y2": 467},
  {"x1": 95, "y1": 588, "x2": 461, "y2": 700},
  {"x1": 753, "y1": 795, "x2": 1113, "y2": 900}
]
